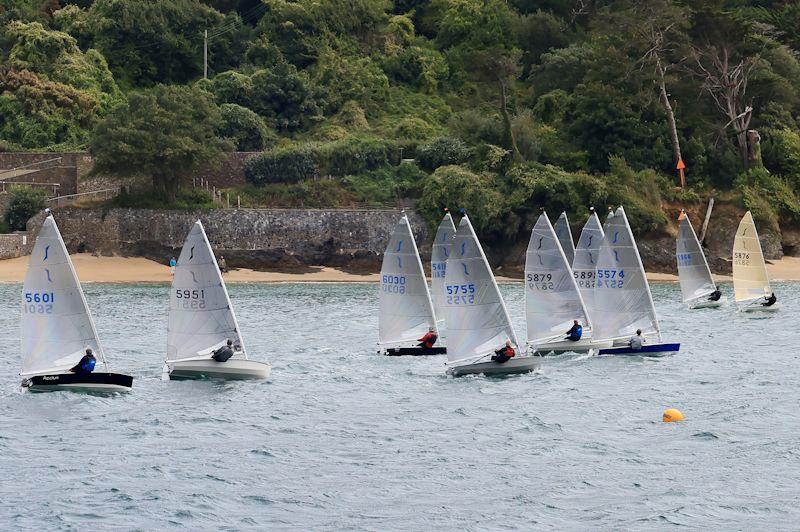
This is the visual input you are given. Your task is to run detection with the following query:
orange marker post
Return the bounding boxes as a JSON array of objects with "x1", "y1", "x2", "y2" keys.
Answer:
[{"x1": 677, "y1": 158, "x2": 686, "y2": 189}]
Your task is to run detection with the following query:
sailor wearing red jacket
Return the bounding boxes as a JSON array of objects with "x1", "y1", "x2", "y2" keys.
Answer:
[
  {"x1": 417, "y1": 327, "x2": 438, "y2": 349},
  {"x1": 491, "y1": 340, "x2": 516, "y2": 364}
]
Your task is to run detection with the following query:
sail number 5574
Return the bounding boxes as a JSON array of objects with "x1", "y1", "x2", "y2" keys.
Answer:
[
  {"x1": 596, "y1": 269, "x2": 625, "y2": 288},
  {"x1": 446, "y1": 283, "x2": 475, "y2": 304}
]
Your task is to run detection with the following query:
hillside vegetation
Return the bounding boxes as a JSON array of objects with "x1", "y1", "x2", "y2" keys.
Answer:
[{"x1": 1, "y1": 0, "x2": 800, "y2": 248}]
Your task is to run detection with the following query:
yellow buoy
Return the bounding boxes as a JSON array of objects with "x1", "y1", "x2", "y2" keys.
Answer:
[{"x1": 663, "y1": 408, "x2": 684, "y2": 423}]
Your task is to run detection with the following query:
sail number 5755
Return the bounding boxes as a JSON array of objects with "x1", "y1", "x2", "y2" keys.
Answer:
[{"x1": 446, "y1": 283, "x2": 475, "y2": 304}]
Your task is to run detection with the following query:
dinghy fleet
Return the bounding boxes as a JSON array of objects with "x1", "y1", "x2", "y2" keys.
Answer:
[
  {"x1": 378, "y1": 206, "x2": 781, "y2": 376},
  {"x1": 16, "y1": 205, "x2": 781, "y2": 391}
]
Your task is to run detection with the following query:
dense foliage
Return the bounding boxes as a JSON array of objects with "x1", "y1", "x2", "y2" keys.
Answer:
[
  {"x1": 1, "y1": 0, "x2": 800, "y2": 240},
  {"x1": 3, "y1": 186, "x2": 47, "y2": 231}
]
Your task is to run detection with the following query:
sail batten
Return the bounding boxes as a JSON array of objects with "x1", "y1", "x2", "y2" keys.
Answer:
[
  {"x1": 431, "y1": 212, "x2": 456, "y2": 325},
  {"x1": 379, "y1": 216, "x2": 437, "y2": 346},
  {"x1": 444, "y1": 214, "x2": 518, "y2": 363},
  {"x1": 21, "y1": 215, "x2": 106, "y2": 376},
  {"x1": 525, "y1": 213, "x2": 590, "y2": 343},
  {"x1": 676, "y1": 212, "x2": 717, "y2": 303},
  {"x1": 168, "y1": 221, "x2": 246, "y2": 361},
  {"x1": 592, "y1": 207, "x2": 660, "y2": 342},
  {"x1": 733, "y1": 211, "x2": 771, "y2": 302}
]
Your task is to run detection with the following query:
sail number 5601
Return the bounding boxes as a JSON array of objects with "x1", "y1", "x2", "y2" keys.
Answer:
[
  {"x1": 446, "y1": 283, "x2": 475, "y2": 304},
  {"x1": 23, "y1": 292, "x2": 54, "y2": 314}
]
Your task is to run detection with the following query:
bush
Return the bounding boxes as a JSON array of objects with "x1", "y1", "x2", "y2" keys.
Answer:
[
  {"x1": 218, "y1": 104, "x2": 275, "y2": 152},
  {"x1": 108, "y1": 187, "x2": 216, "y2": 210},
  {"x1": 244, "y1": 145, "x2": 317, "y2": 185},
  {"x1": 392, "y1": 117, "x2": 436, "y2": 140},
  {"x1": 341, "y1": 162, "x2": 427, "y2": 204},
  {"x1": 316, "y1": 136, "x2": 398, "y2": 176},
  {"x1": 735, "y1": 167, "x2": 800, "y2": 229},
  {"x1": 4, "y1": 186, "x2": 47, "y2": 231},
  {"x1": 762, "y1": 128, "x2": 800, "y2": 188},
  {"x1": 416, "y1": 136, "x2": 469, "y2": 171}
]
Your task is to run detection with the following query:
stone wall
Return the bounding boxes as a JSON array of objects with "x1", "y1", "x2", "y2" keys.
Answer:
[
  {"x1": 32, "y1": 207, "x2": 428, "y2": 271},
  {"x1": 0, "y1": 152, "x2": 93, "y2": 177},
  {"x1": 3, "y1": 166, "x2": 78, "y2": 196},
  {"x1": 0, "y1": 232, "x2": 32, "y2": 259},
  {"x1": 192, "y1": 151, "x2": 256, "y2": 188}
]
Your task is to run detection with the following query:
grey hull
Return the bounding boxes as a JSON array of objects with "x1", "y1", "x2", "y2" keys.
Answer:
[
  {"x1": 168, "y1": 359, "x2": 271, "y2": 380},
  {"x1": 447, "y1": 357, "x2": 539, "y2": 377}
]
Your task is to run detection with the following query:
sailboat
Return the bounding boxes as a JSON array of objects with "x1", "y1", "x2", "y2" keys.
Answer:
[
  {"x1": 165, "y1": 220, "x2": 271, "y2": 379},
  {"x1": 733, "y1": 211, "x2": 779, "y2": 312},
  {"x1": 430, "y1": 209, "x2": 456, "y2": 330},
  {"x1": 444, "y1": 212, "x2": 538, "y2": 376},
  {"x1": 676, "y1": 210, "x2": 726, "y2": 309},
  {"x1": 20, "y1": 213, "x2": 133, "y2": 392},
  {"x1": 379, "y1": 214, "x2": 444, "y2": 356},
  {"x1": 554, "y1": 211, "x2": 575, "y2": 265},
  {"x1": 592, "y1": 206, "x2": 680, "y2": 356},
  {"x1": 525, "y1": 212, "x2": 599, "y2": 354}
]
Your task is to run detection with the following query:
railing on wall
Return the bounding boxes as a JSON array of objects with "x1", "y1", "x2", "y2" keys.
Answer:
[
  {"x1": 0, "y1": 181, "x2": 61, "y2": 196},
  {"x1": 46, "y1": 187, "x2": 119, "y2": 208},
  {"x1": 0, "y1": 157, "x2": 62, "y2": 180}
]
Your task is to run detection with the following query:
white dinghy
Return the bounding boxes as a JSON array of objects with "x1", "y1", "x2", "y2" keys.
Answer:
[
  {"x1": 553, "y1": 211, "x2": 575, "y2": 265},
  {"x1": 733, "y1": 211, "x2": 779, "y2": 312},
  {"x1": 592, "y1": 207, "x2": 680, "y2": 357},
  {"x1": 676, "y1": 210, "x2": 726, "y2": 309},
  {"x1": 430, "y1": 210, "x2": 457, "y2": 331},
  {"x1": 20, "y1": 214, "x2": 133, "y2": 392},
  {"x1": 379, "y1": 214, "x2": 444, "y2": 356},
  {"x1": 165, "y1": 220, "x2": 271, "y2": 380},
  {"x1": 444, "y1": 213, "x2": 537, "y2": 376},
  {"x1": 525, "y1": 212, "x2": 599, "y2": 354}
]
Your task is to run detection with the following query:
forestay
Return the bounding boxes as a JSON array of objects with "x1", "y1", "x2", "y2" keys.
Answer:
[
  {"x1": 444, "y1": 214, "x2": 518, "y2": 363},
  {"x1": 592, "y1": 206, "x2": 660, "y2": 342},
  {"x1": 379, "y1": 215, "x2": 437, "y2": 346},
  {"x1": 676, "y1": 211, "x2": 716, "y2": 303},
  {"x1": 168, "y1": 220, "x2": 246, "y2": 361},
  {"x1": 525, "y1": 213, "x2": 590, "y2": 343},
  {"x1": 733, "y1": 211, "x2": 771, "y2": 303},
  {"x1": 572, "y1": 209, "x2": 604, "y2": 320},
  {"x1": 431, "y1": 212, "x2": 456, "y2": 324},
  {"x1": 554, "y1": 211, "x2": 575, "y2": 265},
  {"x1": 21, "y1": 215, "x2": 106, "y2": 376}
]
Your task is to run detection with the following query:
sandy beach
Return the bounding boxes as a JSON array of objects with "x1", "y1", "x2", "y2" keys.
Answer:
[{"x1": 0, "y1": 253, "x2": 798, "y2": 283}]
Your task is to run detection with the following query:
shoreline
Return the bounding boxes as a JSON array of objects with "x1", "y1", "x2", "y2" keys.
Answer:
[{"x1": 0, "y1": 254, "x2": 798, "y2": 284}]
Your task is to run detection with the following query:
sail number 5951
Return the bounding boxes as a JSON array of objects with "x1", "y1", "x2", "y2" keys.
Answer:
[{"x1": 446, "y1": 283, "x2": 475, "y2": 304}]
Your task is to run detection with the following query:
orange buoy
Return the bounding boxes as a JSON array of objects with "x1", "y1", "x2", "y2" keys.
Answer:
[{"x1": 663, "y1": 408, "x2": 684, "y2": 423}]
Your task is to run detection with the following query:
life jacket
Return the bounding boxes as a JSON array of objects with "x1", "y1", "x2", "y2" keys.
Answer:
[
  {"x1": 419, "y1": 332, "x2": 437, "y2": 348},
  {"x1": 568, "y1": 325, "x2": 583, "y2": 340},
  {"x1": 503, "y1": 346, "x2": 516, "y2": 358},
  {"x1": 80, "y1": 355, "x2": 96, "y2": 373}
]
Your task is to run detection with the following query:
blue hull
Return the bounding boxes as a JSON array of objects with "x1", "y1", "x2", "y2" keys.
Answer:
[{"x1": 597, "y1": 343, "x2": 680, "y2": 357}]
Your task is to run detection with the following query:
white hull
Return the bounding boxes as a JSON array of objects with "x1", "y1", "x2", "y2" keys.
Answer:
[
  {"x1": 528, "y1": 337, "x2": 613, "y2": 354},
  {"x1": 738, "y1": 302, "x2": 780, "y2": 313},
  {"x1": 167, "y1": 358, "x2": 271, "y2": 380},
  {"x1": 446, "y1": 357, "x2": 539, "y2": 377},
  {"x1": 688, "y1": 295, "x2": 727, "y2": 309}
]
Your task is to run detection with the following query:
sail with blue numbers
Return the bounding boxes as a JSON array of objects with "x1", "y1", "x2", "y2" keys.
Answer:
[
  {"x1": 21, "y1": 215, "x2": 106, "y2": 376},
  {"x1": 572, "y1": 209, "x2": 604, "y2": 322},
  {"x1": 378, "y1": 215, "x2": 437, "y2": 346},
  {"x1": 430, "y1": 212, "x2": 456, "y2": 327},
  {"x1": 525, "y1": 212, "x2": 590, "y2": 344},
  {"x1": 592, "y1": 206, "x2": 661, "y2": 342},
  {"x1": 732, "y1": 211, "x2": 771, "y2": 303},
  {"x1": 444, "y1": 214, "x2": 518, "y2": 363},
  {"x1": 167, "y1": 220, "x2": 246, "y2": 361},
  {"x1": 676, "y1": 211, "x2": 716, "y2": 303},
  {"x1": 553, "y1": 212, "x2": 575, "y2": 265}
]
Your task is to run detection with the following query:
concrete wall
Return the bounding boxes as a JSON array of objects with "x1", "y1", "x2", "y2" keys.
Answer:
[
  {"x1": 0, "y1": 233, "x2": 32, "y2": 259},
  {"x1": 32, "y1": 207, "x2": 428, "y2": 271}
]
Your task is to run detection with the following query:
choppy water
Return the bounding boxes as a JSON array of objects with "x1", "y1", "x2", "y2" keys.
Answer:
[{"x1": 0, "y1": 281, "x2": 798, "y2": 529}]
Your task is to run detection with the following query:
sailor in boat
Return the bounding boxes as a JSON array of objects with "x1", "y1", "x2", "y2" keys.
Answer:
[
  {"x1": 211, "y1": 339, "x2": 235, "y2": 362},
  {"x1": 565, "y1": 320, "x2": 583, "y2": 342},
  {"x1": 762, "y1": 292, "x2": 777, "y2": 307},
  {"x1": 417, "y1": 327, "x2": 438, "y2": 349},
  {"x1": 708, "y1": 288, "x2": 722, "y2": 302},
  {"x1": 491, "y1": 340, "x2": 516, "y2": 364},
  {"x1": 629, "y1": 329, "x2": 644, "y2": 351},
  {"x1": 69, "y1": 348, "x2": 97, "y2": 375}
]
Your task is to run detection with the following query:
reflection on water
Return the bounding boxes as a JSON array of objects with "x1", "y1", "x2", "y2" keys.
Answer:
[{"x1": 0, "y1": 281, "x2": 798, "y2": 529}]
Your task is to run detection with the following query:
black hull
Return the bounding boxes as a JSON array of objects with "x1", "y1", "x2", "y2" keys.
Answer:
[
  {"x1": 23, "y1": 372, "x2": 133, "y2": 392},
  {"x1": 384, "y1": 347, "x2": 447, "y2": 356}
]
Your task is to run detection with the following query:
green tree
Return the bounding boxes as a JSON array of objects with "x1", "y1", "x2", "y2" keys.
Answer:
[
  {"x1": 4, "y1": 186, "x2": 47, "y2": 231},
  {"x1": 218, "y1": 103, "x2": 275, "y2": 151},
  {"x1": 89, "y1": 85, "x2": 228, "y2": 201}
]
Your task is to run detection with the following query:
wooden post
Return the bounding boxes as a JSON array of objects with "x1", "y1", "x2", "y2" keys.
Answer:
[
  {"x1": 226, "y1": 192, "x2": 230, "y2": 209},
  {"x1": 699, "y1": 197, "x2": 714, "y2": 245},
  {"x1": 237, "y1": 195, "x2": 240, "y2": 209}
]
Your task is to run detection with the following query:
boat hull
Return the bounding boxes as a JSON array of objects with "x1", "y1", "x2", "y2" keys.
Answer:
[
  {"x1": 446, "y1": 357, "x2": 539, "y2": 377},
  {"x1": 22, "y1": 372, "x2": 133, "y2": 393},
  {"x1": 384, "y1": 346, "x2": 446, "y2": 356},
  {"x1": 738, "y1": 302, "x2": 780, "y2": 313},
  {"x1": 597, "y1": 343, "x2": 681, "y2": 357},
  {"x1": 689, "y1": 296, "x2": 727, "y2": 309},
  {"x1": 529, "y1": 337, "x2": 613, "y2": 355},
  {"x1": 167, "y1": 358, "x2": 271, "y2": 380}
]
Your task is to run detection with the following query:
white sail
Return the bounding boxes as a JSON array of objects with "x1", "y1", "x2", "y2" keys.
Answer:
[
  {"x1": 167, "y1": 220, "x2": 247, "y2": 361},
  {"x1": 21, "y1": 215, "x2": 106, "y2": 376},
  {"x1": 431, "y1": 211, "x2": 456, "y2": 324},
  {"x1": 553, "y1": 211, "x2": 575, "y2": 265},
  {"x1": 379, "y1": 215, "x2": 437, "y2": 346},
  {"x1": 592, "y1": 206, "x2": 660, "y2": 341},
  {"x1": 525, "y1": 213, "x2": 590, "y2": 343},
  {"x1": 733, "y1": 211, "x2": 771, "y2": 303},
  {"x1": 676, "y1": 211, "x2": 716, "y2": 303},
  {"x1": 444, "y1": 214, "x2": 518, "y2": 363},
  {"x1": 572, "y1": 209, "x2": 604, "y2": 318}
]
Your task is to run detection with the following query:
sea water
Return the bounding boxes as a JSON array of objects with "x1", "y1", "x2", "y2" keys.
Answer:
[{"x1": 0, "y1": 282, "x2": 798, "y2": 529}]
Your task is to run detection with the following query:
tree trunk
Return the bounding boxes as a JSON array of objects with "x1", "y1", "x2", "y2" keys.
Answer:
[
  {"x1": 167, "y1": 175, "x2": 179, "y2": 203},
  {"x1": 747, "y1": 129, "x2": 762, "y2": 169},
  {"x1": 655, "y1": 60, "x2": 682, "y2": 166},
  {"x1": 736, "y1": 129, "x2": 749, "y2": 171},
  {"x1": 499, "y1": 81, "x2": 522, "y2": 162}
]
